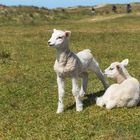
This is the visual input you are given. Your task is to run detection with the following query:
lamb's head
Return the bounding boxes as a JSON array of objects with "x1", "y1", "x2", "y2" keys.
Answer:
[
  {"x1": 48, "y1": 29, "x2": 71, "y2": 48},
  {"x1": 104, "y1": 59, "x2": 129, "y2": 79}
]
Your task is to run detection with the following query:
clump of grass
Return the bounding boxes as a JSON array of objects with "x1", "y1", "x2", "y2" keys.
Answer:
[{"x1": 0, "y1": 51, "x2": 11, "y2": 63}]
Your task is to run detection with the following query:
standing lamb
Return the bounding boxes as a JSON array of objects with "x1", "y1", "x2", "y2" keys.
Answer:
[
  {"x1": 96, "y1": 59, "x2": 140, "y2": 109},
  {"x1": 48, "y1": 29, "x2": 109, "y2": 113}
]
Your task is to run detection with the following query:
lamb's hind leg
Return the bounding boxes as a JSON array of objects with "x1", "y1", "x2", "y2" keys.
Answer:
[
  {"x1": 56, "y1": 75, "x2": 65, "y2": 113},
  {"x1": 72, "y1": 77, "x2": 83, "y2": 111},
  {"x1": 80, "y1": 72, "x2": 88, "y2": 97},
  {"x1": 90, "y1": 59, "x2": 109, "y2": 89}
]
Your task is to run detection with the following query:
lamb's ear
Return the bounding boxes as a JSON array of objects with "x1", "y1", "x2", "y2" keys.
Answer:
[
  {"x1": 53, "y1": 29, "x2": 56, "y2": 32},
  {"x1": 121, "y1": 59, "x2": 129, "y2": 66},
  {"x1": 116, "y1": 65, "x2": 123, "y2": 73},
  {"x1": 116, "y1": 65, "x2": 121, "y2": 70},
  {"x1": 65, "y1": 31, "x2": 71, "y2": 38}
]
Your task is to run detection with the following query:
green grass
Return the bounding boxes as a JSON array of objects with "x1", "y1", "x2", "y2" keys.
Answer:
[{"x1": 0, "y1": 10, "x2": 140, "y2": 139}]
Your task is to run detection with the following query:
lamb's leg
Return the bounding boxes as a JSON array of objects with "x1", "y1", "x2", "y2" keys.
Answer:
[
  {"x1": 96, "y1": 97, "x2": 105, "y2": 107},
  {"x1": 106, "y1": 101, "x2": 116, "y2": 109},
  {"x1": 56, "y1": 75, "x2": 65, "y2": 113},
  {"x1": 80, "y1": 72, "x2": 88, "y2": 97},
  {"x1": 72, "y1": 77, "x2": 83, "y2": 112},
  {"x1": 90, "y1": 59, "x2": 109, "y2": 89},
  {"x1": 127, "y1": 99, "x2": 137, "y2": 107}
]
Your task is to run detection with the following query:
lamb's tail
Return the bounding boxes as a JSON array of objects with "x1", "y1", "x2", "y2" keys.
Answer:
[{"x1": 89, "y1": 58, "x2": 109, "y2": 89}]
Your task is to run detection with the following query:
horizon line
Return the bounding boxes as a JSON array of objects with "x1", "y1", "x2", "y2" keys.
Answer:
[{"x1": 0, "y1": 2, "x2": 139, "y2": 9}]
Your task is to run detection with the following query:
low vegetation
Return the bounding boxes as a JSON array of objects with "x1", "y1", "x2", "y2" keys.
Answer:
[{"x1": 0, "y1": 2, "x2": 140, "y2": 25}]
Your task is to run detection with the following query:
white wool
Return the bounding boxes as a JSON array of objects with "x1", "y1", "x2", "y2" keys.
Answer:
[
  {"x1": 48, "y1": 29, "x2": 109, "y2": 113},
  {"x1": 54, "y1": 51, "x2": 79, "y2": 77},
  {"x1": 96, "y1": 59, "x2": 140, "y2": 109},
  {"x1": 77, "y1": 49, "x2": 95, "y2": 71}
]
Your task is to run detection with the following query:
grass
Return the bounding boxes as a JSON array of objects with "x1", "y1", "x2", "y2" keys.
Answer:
[{"x1": 0, "y1": 7, "x2": 140, "y2": 139}]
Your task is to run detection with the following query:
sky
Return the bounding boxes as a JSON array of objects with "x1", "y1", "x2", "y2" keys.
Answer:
[{"x1": 0, "y1": 0, "x2": 140, "y2": 9}]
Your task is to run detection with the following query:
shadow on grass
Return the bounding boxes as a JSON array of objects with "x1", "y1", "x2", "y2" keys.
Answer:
[
  {"x1": 66, "y1": 90, "x2": 105, "y2": 111},
  {"x1": 83, "y1": 90, "x2": 105, "y2": 108},
  {"x1": 137, "y1": 101, "x2": 140, "y2": 106}
]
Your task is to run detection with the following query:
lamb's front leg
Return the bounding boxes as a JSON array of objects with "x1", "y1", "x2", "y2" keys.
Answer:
[
  {"x1": 72, "y1": 77, "x2": 83, "y2": 112},
  {"x1": 106, "y1": 101, "x2": 116, "y2": 109},
  {"x1": 96, "y1": 97, "x2": 105, "y2": 107},
  {"x1": 57, "y1": 75, "x2": 65, "y2": 113}
]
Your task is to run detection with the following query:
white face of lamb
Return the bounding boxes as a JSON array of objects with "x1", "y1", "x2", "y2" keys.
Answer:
[
  {"x1": 48, "y1": 29, "x2": 71, "y2": 48},
  {"x1": 104, "y1": 62, "x2": 120, "y2": 78},
  {"x1": 104, "y1": 59, "x2": 129, "y2": 78}
]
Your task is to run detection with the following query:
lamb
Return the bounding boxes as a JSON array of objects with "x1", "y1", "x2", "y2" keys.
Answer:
[
  {"x1": 48, "y1": 29, "x2": 109, "y2": 113},
  {"x1": 96, "y1": 59, "x2": 140, "y2": 109}
]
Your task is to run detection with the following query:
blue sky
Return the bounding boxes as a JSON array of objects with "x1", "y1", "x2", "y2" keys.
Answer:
[{"x1": 0, "y1": 0, "x2": 139, "y2": 8}]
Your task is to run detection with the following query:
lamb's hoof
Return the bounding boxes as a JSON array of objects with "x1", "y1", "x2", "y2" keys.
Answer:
[
  {"x1": 96, "y1": 97, "x2": 104, "y2": 107},
  {"x1": 76, "y1": 107, "x2": 83, "y2": 112},
  {"x1": 56, "y1": 108, "x2": 64, "y2": 114},
  {"x1": 106, "y1": 105, "x2": 113, "y2": 110},
  {"x1": 80, "y1": 91, "x2": 86, "y2": 97},
  {"x1": 76, "y1": 105, "x2": 83, "y2": 112}
]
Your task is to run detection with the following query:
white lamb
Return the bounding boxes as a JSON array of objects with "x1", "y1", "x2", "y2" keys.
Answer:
[
  {"x1": 48, "y1": 29, "x2": 109, "y2": 113},
  {"x1": 96, "y1": 59, "x2": 140, "y2": 109}
]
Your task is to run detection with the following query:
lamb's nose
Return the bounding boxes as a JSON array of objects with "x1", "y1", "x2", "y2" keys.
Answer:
[{"x1": 48, "y1": 41, "x2": 51, "y2": 45}]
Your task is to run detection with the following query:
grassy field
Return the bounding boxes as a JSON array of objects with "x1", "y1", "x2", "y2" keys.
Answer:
[{"x1": 0, "y1": 6, "x2": 140, "y2": 139}]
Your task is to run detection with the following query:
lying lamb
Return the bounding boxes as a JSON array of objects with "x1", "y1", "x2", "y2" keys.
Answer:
[
  {"x1": 48, "y1": 29, "x2": 109, "y2": 113},
  {"x1": 96, "y1": 59, "x2": 140, "y2": 109}
]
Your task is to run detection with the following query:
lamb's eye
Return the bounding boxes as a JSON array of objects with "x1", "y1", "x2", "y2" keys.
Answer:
[
  {"x1": 57, "y1": 36, "x2": 63, "y2": 39},
  {"x1": 109, "y1": 67, "x2": 114, "y2": 70}
]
